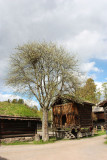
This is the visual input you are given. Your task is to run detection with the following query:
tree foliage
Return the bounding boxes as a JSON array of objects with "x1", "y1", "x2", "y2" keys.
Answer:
[
  {"x1": 18, "y1": 99, "x2": 24, "y2": 104},
  {"x1": 102, "y1": 82, "x2": 107, "y2": 99},
  {"x1": 6, "y1": 42, "x2": 80, "y2": 141},
  {"x1": 12, "y1": 99, "x2": 18, "y2": 104},
  {"x1": 11, "y1": 99, "x2": 24, "y2": 104},
  {"x1": 76, "y1": 78, "x2": 100, "y2": 103}
]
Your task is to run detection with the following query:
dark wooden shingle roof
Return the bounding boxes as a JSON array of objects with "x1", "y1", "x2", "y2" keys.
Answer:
[{"x1": 97, "y1": 100, "x2": 107, "y2": 108}]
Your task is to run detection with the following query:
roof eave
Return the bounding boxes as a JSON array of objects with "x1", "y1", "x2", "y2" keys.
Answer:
[{"x1": 0, "y1": 115, "x2": 41, "y2": 121}]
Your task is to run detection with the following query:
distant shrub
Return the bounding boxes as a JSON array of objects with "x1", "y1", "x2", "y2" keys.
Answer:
[
  {"x1": 18, "y1": 99, "x2": 24, "y2": 104},
  {"x1": 12, "y1": 99, "x2": 18, "y2": 103}
]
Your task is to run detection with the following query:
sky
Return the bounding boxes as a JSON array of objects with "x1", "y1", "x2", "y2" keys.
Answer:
[{"x1": 0, "y1": 0, "x2": 107, "y2": 106}]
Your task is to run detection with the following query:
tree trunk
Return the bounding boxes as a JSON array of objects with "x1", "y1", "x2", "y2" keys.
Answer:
[{"x1": 42, "y1": 108, "x2": 49, "y2": 141}]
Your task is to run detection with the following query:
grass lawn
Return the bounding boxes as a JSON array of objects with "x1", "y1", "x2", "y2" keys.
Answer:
[
  {"x1": 94, "y1": 130, "x2": 106, "y2": 136},
  {"x1": 1, "y1": 138, "x2": 56, "y2": 145}
]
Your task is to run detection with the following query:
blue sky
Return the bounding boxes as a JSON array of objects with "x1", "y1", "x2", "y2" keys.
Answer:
[
  {"x1": 89, "y1": 59, "x2": 107, "y2": 82},
  {"x1": 0, "y1": 0, "x2": 107, "y2": 106}
]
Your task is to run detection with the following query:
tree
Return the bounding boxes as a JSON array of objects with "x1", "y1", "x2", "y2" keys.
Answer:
[
  {"x1": 18, "y1": 99, "x2": 24, "y2": 104},
  {"x1": 96, "y1": 89, "x2": 101, "y2": 102},
  {"x1": 8, "y1": 99, "x2": 11, "y2": 103},
  {"x1": 102, "y1": 82, "x2": 107, "y2": 99},
  {"x1": 12, "y1": 99, "x2": 18, "y2": 103},
  {"x1": 6, "y1": 42, "x2": 80, "y2": 141},
  {"x1": 76, "y1": 78, "x2": 99, "y2": 103}
]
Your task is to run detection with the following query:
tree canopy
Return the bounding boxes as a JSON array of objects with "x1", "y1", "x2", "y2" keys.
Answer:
[
  {"x1": 76, "y1": 78, "x2": 100, "y2": 103},
  {"x1": 102, "y1": 82, "x2": 107, "y2": 99},
  {"x1": 6, "y1": 42, "x2": 80, "y2": 108}
]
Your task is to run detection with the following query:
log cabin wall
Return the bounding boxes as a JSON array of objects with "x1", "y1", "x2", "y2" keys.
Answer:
[
  {"x1": 94, "y1": 112, "x2": 105, "y2": 121},
  {"x1": 53, "y1": 102, "x2": 93, "y2": 129},
  {"x1": 77, "y1": 104, "x2": 92, "y2": 127},
  {"x1": 0, "y1": 116, "x2": 41, "y2": 139},
  {"x1": 97, "y1": 100, "x2": 107, "y2": 130},
  {"x1": 53, "y1": 102, "x2": 80, "y2": 128}
]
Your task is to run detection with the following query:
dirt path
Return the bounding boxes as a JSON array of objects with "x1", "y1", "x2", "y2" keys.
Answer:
[{"x1": 0, "y1": 135, "x2": 107, "y2": 160}]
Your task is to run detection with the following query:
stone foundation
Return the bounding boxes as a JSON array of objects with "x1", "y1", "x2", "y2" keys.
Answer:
[
  {"x1": 35, "y1": 134, "x2": 40, "y2": 141},
  {"x1": 0, "y1": 136, "x2": 35, "y2": 143}
]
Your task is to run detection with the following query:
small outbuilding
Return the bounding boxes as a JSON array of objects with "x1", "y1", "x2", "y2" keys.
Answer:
[
  {"x1": 92, "y1": 106, "x2": 105, "y2": 127},
  {"x1": 0, "y1": 115, "x2": 41, "y2": 140},
  {"x1": 52, "y1": 95, "x2": 94, "y2": 138},
  {"x1": 97, "y1": 100, "x2": 107, "y2": 130},
  {"x1": 93, "y1": 107, "x2": 104, "y2": 121},
  {"x1": 0, "y1": 101, "x2": 42, "y2": 142},
  {"x1": 52, "y1": 95, "x2": 94, "y2": 129}
]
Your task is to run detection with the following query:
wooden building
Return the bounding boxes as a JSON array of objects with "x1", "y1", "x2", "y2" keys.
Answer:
[
  {"x1": 92, "y1": 107, "x2": 105, "y2": 127},
  {"x1": 52, "y1": 96, "x2": 94, "y2": 129},
  {"x1": 0, "y1": 115, "x2": 41, "y2": 140},
  {"x1": 97, "y1": 100, "x2": 107, "y2": 130},
  {"x1": 52, "y1": 95, "x2": 94, "y2": 138}
]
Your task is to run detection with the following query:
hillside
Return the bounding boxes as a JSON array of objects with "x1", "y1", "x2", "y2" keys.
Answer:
[{"x1": 0, "y1": 102, "x2": 39, "y2": 118}]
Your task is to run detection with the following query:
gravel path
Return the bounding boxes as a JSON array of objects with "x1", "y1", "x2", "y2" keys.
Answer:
[{"x1": 0, "y1": 135, "x2": 107, "y2": 160}]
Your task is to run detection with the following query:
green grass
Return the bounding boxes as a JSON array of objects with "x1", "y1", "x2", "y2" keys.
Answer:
[
  {"x1": 33, "y1": 138, "x2": 56, "y2": 144},
  {"x1": 0, "y1": 102, "x2": 39, "y2": 117},
  {"x1": 1, "y1": 141, "x2": 30, "y2": 145},
  {"x1": 80, "y1": 130, "x2": 106, "y2": 139},
  {"x1": 96, "y1": 130, "x2": 106, "y2": 136},
  {"x1": 1, "y1": 138, "x2": 57, "y2": 145}
]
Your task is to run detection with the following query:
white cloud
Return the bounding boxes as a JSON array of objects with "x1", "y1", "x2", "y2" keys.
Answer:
[
  {"x1": 95, "y1": 82, "x2": 103, "y2": 90},
  {"x1": 0, "y1": 93, "x2": 21, "y2": 102},
  {"x1": 24, "y1": 99, "x2": 39, "y2": 107},
  {"x1": 80, "y1": 61, "x2": 103, "y2": 73},
  {"x1": 60, "y1": 30, "x2": 107, "y2": 62},
  {"x1": 89, "y1": 74, "x2": 97, "y2": 80},
  {"x1": 0, "y1": 0, "x2": 107, "y2": 96}
]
